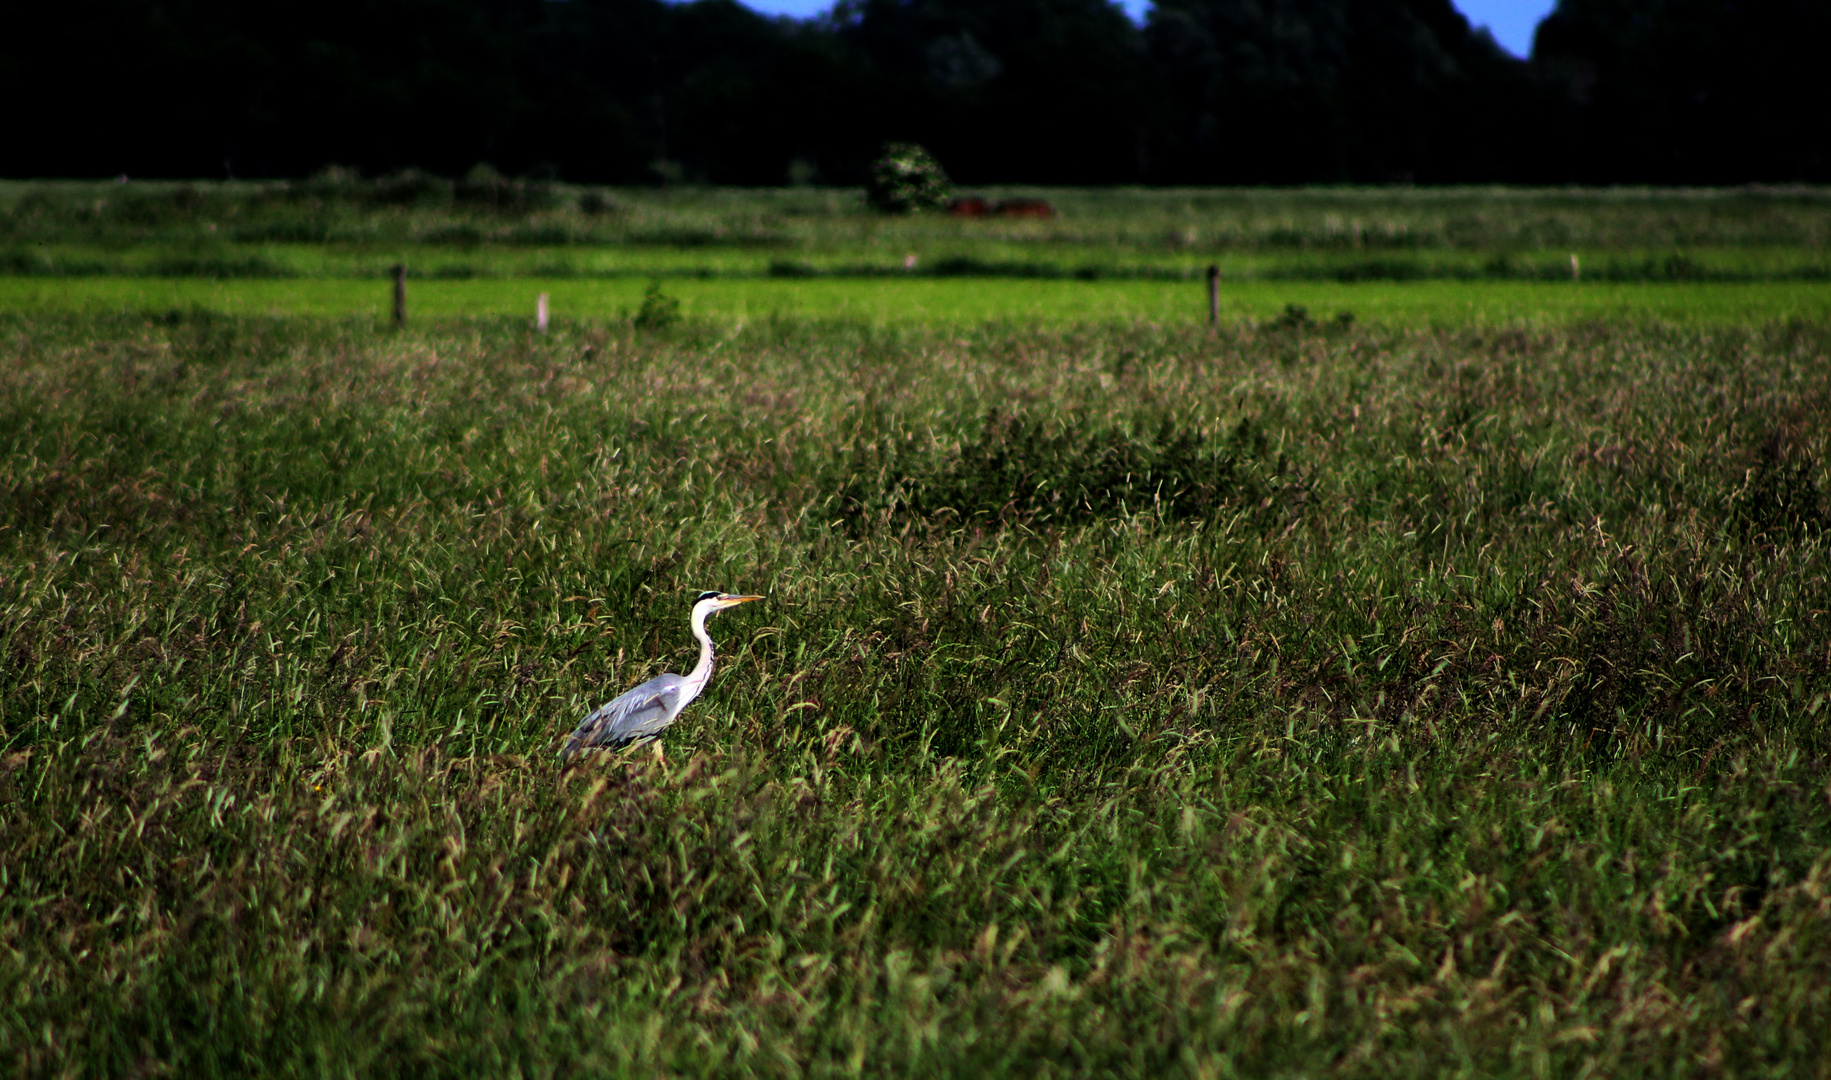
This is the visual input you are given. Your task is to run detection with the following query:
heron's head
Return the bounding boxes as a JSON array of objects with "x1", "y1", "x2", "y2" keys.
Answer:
[{"x1": 694, "y1": 590, "x2": 764, "y2": 615}]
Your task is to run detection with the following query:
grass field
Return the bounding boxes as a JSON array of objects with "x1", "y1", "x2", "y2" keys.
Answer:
[
  {"x1": 6, "y1": 241, "x2": 1827, "y2": 284},
  {"x1": 3, "y1": 182, "x2": 1830, "y2": 1077},
  {"x1": 4, "y1": 181, "x2": 1829, "y2": 286},
  {"x1": 5, "y1": 181, "x2": 1829, "y2": 330},
  {"x1": 7, "y1": 180, "x2": 1831, "y2": 249},
  {"x1": 2, "y1": 306, "x2": 1828, "y2": 1077},
  {"x1": 7, "y1": 276, "x2": 1831, "y2": 327}
]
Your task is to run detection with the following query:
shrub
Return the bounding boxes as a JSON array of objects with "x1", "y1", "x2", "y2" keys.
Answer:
[
  {"x1": 865, "y1": 143, "x2": 951, "y2": 213},
  {"x1": 373, "y1": 169, "x2": 453, "y2": 206},
  {"x1": 456, "y1": 163, "x2": 509, "y2": 207},
  {"x1": 576, "y1": 190, "x2": 617, "y2": 215},
  {"x1": 634, "y1": 281, "x2": 681, "y2": 330}
]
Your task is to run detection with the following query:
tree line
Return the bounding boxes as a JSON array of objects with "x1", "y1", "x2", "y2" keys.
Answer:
[{"x1": 3, "y1": 0, "x2": 1823, "y2": 185}]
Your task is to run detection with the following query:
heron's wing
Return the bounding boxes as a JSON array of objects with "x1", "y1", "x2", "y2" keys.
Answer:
[{"x1": 562, "y1": 673, "x2": 687, "y2": 758}]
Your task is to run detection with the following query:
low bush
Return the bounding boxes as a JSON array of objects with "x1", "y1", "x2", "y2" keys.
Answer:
[{"x1": 865, "y1": 143, "x2": 952, "y2": 214}]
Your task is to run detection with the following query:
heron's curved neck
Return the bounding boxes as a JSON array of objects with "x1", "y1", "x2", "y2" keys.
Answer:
[{"x1": 684, "y1": 605, "x2": 716, "y2": 697}]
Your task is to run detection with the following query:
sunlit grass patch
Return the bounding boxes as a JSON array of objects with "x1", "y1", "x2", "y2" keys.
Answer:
[{"x1": 6, "y1": 275, "x2": 1831, "y2": 326}]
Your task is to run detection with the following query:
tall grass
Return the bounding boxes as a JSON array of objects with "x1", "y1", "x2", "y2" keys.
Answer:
[{"x1": 2, "y1": 311, "x2": 1828, "y2": 1076}]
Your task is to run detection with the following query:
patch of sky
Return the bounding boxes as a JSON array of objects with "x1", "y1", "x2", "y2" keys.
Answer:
[
  {"x1": 744, "y1": 0, "x2": 1151, "y2": 23},
  {"x1": 1449, "y1": 0, "x2": 1558, "y2": 57},
  {"x1": 740, "y1": 0, "x2": 1549, "y2": 56}
]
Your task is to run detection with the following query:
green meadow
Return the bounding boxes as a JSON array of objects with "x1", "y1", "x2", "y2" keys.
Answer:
[
  {"x1": 7, "y1": 274, "x2": 1831, "y2": 326},
  {"x1": 2, "y1": 183, "x2": 1829, "y2": 1077},
  {"x1": 4, "y1": 180, "x2": 1829, "y2": 287},
  {"x1": 4, "y1": 181, "x2": 1829, "y2": 328}
]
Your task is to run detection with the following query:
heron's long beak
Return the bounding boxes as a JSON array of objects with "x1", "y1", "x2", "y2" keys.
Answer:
[{"x1": 719, "y1": 594, "x2": 766, "y2": 606}]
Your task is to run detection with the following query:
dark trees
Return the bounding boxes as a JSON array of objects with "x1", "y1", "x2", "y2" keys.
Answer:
[
  {"x1": 1143, "y1": 0, "x2": 1534, "y2": 182},
  {"x1": 1, "y1": 0, "x2": 541, "y2": 179},
  {"x1": 835, "y1": 0, "x2": 1153, "y2": 183},
  {"x1": 1530, "y1": 0, "x2": 1831, "y2": 183},
  {"x1": 0, "y1": 0, "x2": 1820, "y2": 184}
]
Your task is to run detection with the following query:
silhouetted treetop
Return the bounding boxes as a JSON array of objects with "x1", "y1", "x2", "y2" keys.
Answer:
[{"x1": 0, "y1": 0, "x2": 1817, "y2": 183}]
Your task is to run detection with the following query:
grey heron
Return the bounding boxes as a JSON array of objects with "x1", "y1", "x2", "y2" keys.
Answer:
[{"x1": 561, "y1": 591, "x2": 763, "y2": 760}]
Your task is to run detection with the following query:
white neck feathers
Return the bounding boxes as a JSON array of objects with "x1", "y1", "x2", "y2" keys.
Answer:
[{"x1": 682, "y1": 600, "x2": 719, "y2": 700}]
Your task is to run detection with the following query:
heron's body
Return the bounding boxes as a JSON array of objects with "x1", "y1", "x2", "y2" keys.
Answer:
[{"x1": 561, "y1": 591, "x2": 761, "y2": 759}]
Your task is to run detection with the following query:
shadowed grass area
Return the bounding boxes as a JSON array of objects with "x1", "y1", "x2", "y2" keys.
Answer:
[
  {"x1": 6, "y1": 181, "x2": 1831, "y2": 251},
  {"x1": 1, "y1": 312, "x2": 1828, "y2": 1076}
]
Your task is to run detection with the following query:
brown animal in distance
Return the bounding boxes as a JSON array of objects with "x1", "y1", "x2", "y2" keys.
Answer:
[
  {"x1": 995, "y1": 198, "x2": 1055, "y2": 219},
  {"x1": 948, "y1": 197, "x2": 1056, "y2": 220}
]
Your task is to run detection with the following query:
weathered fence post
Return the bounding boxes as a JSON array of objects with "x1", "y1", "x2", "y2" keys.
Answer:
[
  {"x1": 392, "y1": 264, "x2": 407, "y2": 326},
  {"x1": 1570, "y1": 254, "x2": 1580, "y2": 283},
  {"x1": 536, "y1": 292, "x2": 550, "y2": 333},
  {"x1": 1206, "y1": 265, "x2": 1220, "y2": 325}
]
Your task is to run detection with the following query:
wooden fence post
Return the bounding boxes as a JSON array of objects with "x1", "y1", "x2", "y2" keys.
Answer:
[
  {"x1": 1206, "y1": 265, "x2": 1220, "y2": 325},
  {"x1": 1570, "y1": 254, "x2": 1580, "y2": 283},
  {"x1": 536, "y1": 292, "x2": 550, "y2": 333},
  {"x1": 392, "y1": 264, "x2": 407, "y2": 326}
]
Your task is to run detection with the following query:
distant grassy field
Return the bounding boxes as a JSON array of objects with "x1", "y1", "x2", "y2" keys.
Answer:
[
  {"x1": 2, "y1": 308, "x2": 1828, "y2": 1076},
  {"x1": 3, "y1": 180, "x2": 1829, "y2": 284},
  {"x1": 7, "y1": 276, "x2": 1831, "y2": 326},
  {"x1": 8, "y1": 179, "x2": 1830, "y2": 247}
]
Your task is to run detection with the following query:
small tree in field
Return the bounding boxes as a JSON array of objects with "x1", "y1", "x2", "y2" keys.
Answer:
[
  {"x1": 866, "y1": 143, "x2": 951, "y2": 213},
  {"x1": 634, "y1": 281, "x2": 681, "y2": 330}
]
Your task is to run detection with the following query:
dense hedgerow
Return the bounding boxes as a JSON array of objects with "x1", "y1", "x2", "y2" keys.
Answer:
[{"x1": 1, "y1": 312, "x2": 1827, "y2": 1077}]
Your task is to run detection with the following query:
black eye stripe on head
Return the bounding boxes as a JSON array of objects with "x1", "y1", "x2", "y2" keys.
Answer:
[{"x1": 696, "y1": 591, "x2": 721, "y2": 602}]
